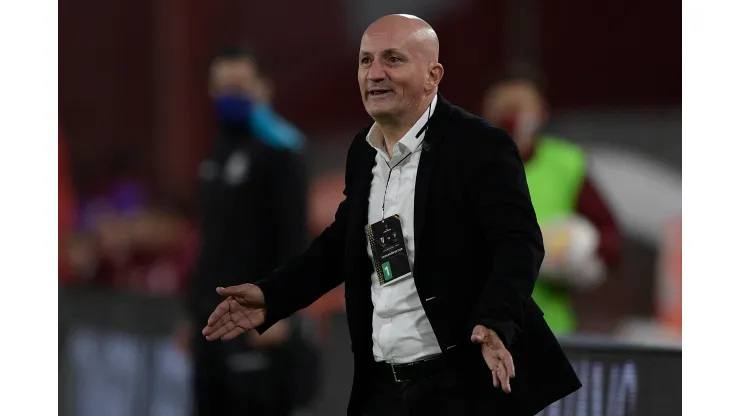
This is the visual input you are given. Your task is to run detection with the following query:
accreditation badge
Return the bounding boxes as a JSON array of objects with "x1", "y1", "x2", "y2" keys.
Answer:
[{"x1": 365, "y1": 214, "x2": 412, "y2": 286}]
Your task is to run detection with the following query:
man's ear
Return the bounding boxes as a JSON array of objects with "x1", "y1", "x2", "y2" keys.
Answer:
[{"x1": 427, "y1": 63, "x2": 444, "y2": 91}]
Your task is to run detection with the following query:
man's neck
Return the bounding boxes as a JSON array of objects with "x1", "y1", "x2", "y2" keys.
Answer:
[
  {"x1": 378, "y1": 123, "x2": 410, "y2": 153},
  {"x1": 377, "y1": 95, "x2": 435, "y2": 153}
]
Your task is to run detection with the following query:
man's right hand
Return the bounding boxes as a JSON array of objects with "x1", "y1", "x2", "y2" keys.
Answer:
[{"x1": 202, "y1": 284, "x2": 266, "y2": 341}]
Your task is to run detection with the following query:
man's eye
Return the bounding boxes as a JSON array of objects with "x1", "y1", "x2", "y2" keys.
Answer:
[
  {"x1": 388, "y1": 56, "x2": 401, "y2": 63},
  {"x1": 360, "y1": 57, "x2": 371, "y2": 65}
]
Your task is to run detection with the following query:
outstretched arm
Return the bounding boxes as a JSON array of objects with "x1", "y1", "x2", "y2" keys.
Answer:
[
  {"x1": 252, "y1": 138, "x2": 366, "y2": 334},
  {"x1": 253, "y1": 185, "x2": 351, "y2": 333},
  {"x1": 202, "y1": 171, "x2": 352, "y2": 339}
]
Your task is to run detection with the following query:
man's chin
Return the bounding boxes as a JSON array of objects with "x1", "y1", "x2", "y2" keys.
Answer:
[{"x1": 364, "y1": 103, "x2": 395, "y2": 120}]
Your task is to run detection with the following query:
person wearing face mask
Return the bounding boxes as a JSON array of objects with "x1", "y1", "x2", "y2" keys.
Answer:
[
  {"x1": 184, "y1": 45, "x2": 318, "y2": 416},
  {"x1": 482, "y1": 65, "x2": 622, "y2": 335}
]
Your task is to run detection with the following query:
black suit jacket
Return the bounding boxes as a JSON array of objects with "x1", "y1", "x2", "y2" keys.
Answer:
[{"x1": 255, "y1": 96, "x2": 581, "y2": 415}]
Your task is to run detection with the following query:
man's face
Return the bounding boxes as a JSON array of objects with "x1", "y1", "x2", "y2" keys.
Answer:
[
  {"x1": 358, "y1": 31, "x2": 429, "y2": 121},
  {"x1": 482, "y1": 81, "x2": 545, "y2": 127},
  {"x1": 209, "y1": 57, "x2": 268, "y2": 102},
  {"x1": 482, "y1": 81, "x2": 547, "y2": 149}
]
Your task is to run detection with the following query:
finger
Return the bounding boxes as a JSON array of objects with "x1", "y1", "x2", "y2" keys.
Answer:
[
  {"x1": 492, "y1": 371, "x2": 499, "y2": 388},
  {"x1": 216, "y1": 285, "x2": 245, "y2": 297},
  {"x1": 470, "y1": 325, "x2": 488, "y2": 344},
  {"x1": 206, "y1": 301, "x2": 231, "y2": 326},
  {"x1": 220, "y1": 326, "x2": 245, "y2": 341},
  {"x1": 205, "y1": 320, "x2": 236, "y2": 341},
  {"x1": 205, "y1": 312, "x2": 234, "y2": 336},
  {"x1": 504, "y1": 353, "x2": 516, "y2": 378},
  {"x1": 202, "y1": 325, "x2": 217, "y2": 337},
  {"x1": 202, "y1": 314, "x2": 227, "y2": 336},
  {"x1": 205, "y1": 311, "x2": 240, "y2": 339},
  {"x1": 498, "y1": 367, "x2": 512, "y2": 393}
]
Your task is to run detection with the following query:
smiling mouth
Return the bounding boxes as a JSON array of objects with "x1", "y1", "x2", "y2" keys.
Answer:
[{"x1": 368, "y1": 90, "x2": 392, "y2": 97}]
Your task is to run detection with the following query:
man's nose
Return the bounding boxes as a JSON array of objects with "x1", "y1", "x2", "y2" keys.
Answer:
[{"x1": 368, "y1": 59, "x2": 386, "y2": 81}]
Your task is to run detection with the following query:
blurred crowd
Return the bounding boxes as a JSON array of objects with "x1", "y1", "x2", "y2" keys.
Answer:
[{"x1": 59, "y1": 140, "x2": 197, "y2": 296}]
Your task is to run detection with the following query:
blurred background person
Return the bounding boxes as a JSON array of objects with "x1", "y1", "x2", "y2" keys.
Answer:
[
  {"x1": 185, "y1": 45, "x2": 318, "y2": 416},
  {"x1": 70, "y1": 148, "x2": 150, "y2": 285},
  {"x1": 63, "y1": 147, "x2": 197, "y2": 294},
  {"x1": 481, "y1": 65, "x2": 623, "y2": 334}
]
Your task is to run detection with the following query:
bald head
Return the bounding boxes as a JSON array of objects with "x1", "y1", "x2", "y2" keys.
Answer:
[
  {"x1": 358, "y1": 14, "x2": 444, "y2": 127},
  {"x1": 364, "y1": 14, "x2": 440, "y2": 64}
]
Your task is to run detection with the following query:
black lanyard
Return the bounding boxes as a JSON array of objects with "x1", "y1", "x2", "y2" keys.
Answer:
[{"x1": 380, "y1": 104, "x2": 432, "y2": 218}]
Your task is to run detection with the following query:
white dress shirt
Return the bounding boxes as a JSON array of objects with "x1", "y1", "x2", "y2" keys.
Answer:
[{"x1": 365, "y1": 94, "x2": 442, "y2": 364}]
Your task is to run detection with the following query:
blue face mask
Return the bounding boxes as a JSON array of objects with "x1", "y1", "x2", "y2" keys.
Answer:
[{"x1": 214, "y1": 94, "x2": 253, "y2": 126}]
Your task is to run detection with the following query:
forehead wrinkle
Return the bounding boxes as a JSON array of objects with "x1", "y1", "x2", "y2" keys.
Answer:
[{"x1": 360, "y1": 30, "x2": 438, "y2": 65}]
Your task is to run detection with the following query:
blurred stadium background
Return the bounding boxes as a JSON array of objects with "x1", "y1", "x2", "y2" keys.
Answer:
[{"x1": 58, "y1": 0, "x2": 680, "y2": 415}]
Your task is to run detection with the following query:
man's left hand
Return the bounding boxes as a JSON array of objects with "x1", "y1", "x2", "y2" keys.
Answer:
[{"x1": 471, "y1": 325, "x2": 515, "y2": 393}]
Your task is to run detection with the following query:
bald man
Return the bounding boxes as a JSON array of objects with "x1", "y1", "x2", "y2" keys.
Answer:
[{"x1": 202, "y1": 15, "x2": 581, "y2": 415}]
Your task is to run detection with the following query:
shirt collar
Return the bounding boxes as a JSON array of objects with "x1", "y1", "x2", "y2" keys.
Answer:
[{"x1": 366, "y1": 94, "x2": 438, "y2": 156}]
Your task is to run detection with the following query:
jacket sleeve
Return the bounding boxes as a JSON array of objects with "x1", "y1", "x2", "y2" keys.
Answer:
[
  {"x1": 464, "y1": 126, "x2": 544, "y2": 348},
  {"x1": 575, "y1": 176, "x2": 622, "y2": 269},
  {"x1": 254, "y1": 141, "x2": 358, "y2": 334}
]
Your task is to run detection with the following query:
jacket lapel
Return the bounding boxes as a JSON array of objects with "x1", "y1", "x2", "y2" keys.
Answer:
[
  {"x1": 413, "y1": 96, "x2": 451, "y2": 275},
  {"x1": 346, "y1": 137, "x2": 376, "y2": 284}
]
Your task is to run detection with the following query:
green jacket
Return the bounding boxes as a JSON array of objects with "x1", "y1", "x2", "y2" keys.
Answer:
[{"x1": 525, "y1": 137, "x2": 587, "y2": 334}]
